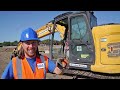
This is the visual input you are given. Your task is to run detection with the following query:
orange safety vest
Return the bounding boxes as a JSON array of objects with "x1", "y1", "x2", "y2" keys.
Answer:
[{"x1": 12, "y1": 55, "x2": 48, "y2": 79}]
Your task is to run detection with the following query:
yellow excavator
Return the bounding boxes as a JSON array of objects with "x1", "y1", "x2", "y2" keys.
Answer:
[{"x1": 14, "y1": 11, "x2": 120, "y2": 78}]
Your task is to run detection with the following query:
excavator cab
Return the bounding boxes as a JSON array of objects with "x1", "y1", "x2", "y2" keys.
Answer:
[
  {"x1": 50, "y1": 11, "x2": 97, "y2": 70},
  {"x1": 67, "y1": 11, "x2": 97, "y2": 70}
]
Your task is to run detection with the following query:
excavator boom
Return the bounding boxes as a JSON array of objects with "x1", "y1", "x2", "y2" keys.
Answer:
[{"x1": 36, "y1": 22, "x2": 66, "y2": 40}]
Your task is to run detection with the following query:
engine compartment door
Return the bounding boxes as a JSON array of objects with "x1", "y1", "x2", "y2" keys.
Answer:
[{"x1": 100, "y1": 35, "x2": 120, "y2": 65}]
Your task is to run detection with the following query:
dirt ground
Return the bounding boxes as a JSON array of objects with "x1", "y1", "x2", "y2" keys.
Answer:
[
  {"x1": 0, "y1": 46, "x2": 73, "y2": 79},
  {"x1": 0, "y1": 47, "x2": 13, "y2": 77}
]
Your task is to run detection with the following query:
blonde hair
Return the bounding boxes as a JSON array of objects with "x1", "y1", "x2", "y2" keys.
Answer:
[{"x1": 18, "y1": 45, "x2": 40, "y2": 59}]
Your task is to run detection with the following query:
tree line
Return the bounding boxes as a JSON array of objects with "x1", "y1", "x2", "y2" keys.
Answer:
[
  {"x1": 0, "y1": 39, "x2": 63, "y2": 47},
  {"x1": 0, "y1": 41, "x2": 18, "y2": 47},
  {"x1": 40, "y1": 39, "x2": 63, "y2": 45}
]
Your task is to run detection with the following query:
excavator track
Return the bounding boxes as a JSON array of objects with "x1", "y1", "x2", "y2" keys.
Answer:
[
  {"x1": 48, "y1": 60, "x2": 120, "y2": 79},
  {"x1": 63, "y1": 69, "x2": 120, "y2": 79},
  {"x1": 46, "y1": 68, "x2": 120, "y2": 79}
]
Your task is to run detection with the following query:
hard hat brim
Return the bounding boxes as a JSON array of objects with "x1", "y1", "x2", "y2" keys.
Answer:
[{"x1": 20, "y1": 38, "x2": 40, "y2": 42}]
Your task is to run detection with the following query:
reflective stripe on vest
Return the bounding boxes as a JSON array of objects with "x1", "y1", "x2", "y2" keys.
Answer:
[
  {"x1": 16, "y1": 57, "x2": 22, "y2": 79},
  {"x1": 40, "y1": 55, "x2": 46, "y2": 79}
]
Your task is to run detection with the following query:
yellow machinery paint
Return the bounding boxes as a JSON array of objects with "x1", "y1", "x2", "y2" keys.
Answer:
[{"x1": 91, "y1": 25, "x2": 120, "y2": 73}]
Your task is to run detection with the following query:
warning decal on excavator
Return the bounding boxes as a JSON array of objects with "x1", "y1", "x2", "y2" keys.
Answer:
[
  {"x1": 77, "y1": 46, "x2": 82, "y2": 51},
  {"x1": 100, "y1": 38, "x2": 107, "y2": 42},
  {"x1": 69, "y1": 63, "x2": 87, "y2": 68},
  {"x1": 107, "y1": 42, "x2": 120, "y2": 57},
  {"x1": 81, "y1": 54, "x2": 89, "y2": 58}
]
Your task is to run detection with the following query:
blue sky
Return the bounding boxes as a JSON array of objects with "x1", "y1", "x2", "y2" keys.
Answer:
[{"x1": 0, "y1": 11, "x2": 120, "y2": 43}]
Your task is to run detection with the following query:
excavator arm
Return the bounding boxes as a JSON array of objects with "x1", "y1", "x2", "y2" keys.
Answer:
[{"x1": 36, "y1": 22, "x2": 66, "y2": 40}]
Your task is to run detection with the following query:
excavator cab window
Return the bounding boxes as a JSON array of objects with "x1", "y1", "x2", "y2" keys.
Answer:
[{"x1": 70, "y1": 15, "x2": 90, "y2": 43}]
